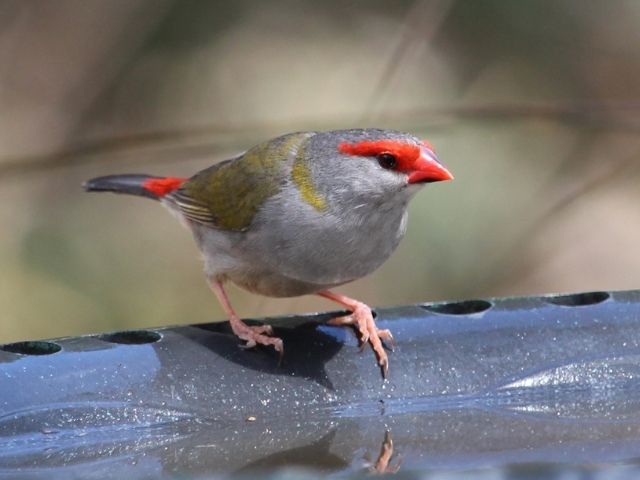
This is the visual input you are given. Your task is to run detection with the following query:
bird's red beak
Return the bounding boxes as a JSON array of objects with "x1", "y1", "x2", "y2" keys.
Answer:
[{"x1": 407, "y1": 145, "x2": 454, "y2": 184}]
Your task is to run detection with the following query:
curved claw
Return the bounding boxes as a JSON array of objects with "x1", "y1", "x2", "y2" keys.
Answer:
[
  {"x1": 378, "y1": 329, "x2": 395, "y2": 351},
  {"x1": 234, "y1": 322, "x2": 283, "y2": 358},
  {"x1": 379, "y1": 355, "x2": 389, "y2": 378},
  {"x1": 321, "y1": 292, "x2": 391, "y2": 379}
]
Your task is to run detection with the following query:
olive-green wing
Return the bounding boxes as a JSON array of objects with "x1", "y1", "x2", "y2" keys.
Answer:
[{"x1": 167, "y1": 132, "x2": 312, "y2": 232}]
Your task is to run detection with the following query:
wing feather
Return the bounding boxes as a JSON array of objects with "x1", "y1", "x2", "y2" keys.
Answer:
[
  {"x1": 165, "y1": 132, "x2": 314, "y2": 231},
  {"x1": 166, "y1": 190, "x2": 218, "y2": 226}
]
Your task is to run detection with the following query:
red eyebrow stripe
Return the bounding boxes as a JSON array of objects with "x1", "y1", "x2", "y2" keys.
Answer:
[{"x1": 338, "y1": 140, "x2": 420, "y2": 162}]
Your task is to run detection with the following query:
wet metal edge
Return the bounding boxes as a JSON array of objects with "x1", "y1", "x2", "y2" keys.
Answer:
[{"x1": 2, "y1": 289, "x2": 640, "y2": 478}]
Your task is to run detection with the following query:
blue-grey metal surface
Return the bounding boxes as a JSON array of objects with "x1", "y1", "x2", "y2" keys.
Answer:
[{"x1": 2, "y1": 290, "x2": 640, "y2": 479}]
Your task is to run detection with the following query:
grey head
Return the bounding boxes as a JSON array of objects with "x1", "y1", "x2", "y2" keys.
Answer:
[{"x1": 298, "y1": 128, "x2": 450, "y2": 217}]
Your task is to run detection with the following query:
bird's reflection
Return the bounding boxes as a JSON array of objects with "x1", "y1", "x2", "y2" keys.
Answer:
[
  {"x1": 364, "y1": 431, "x2": 402, "y2": 475},
  {"x1": 235, "y1": 429, "x2": 346, "y2": 474},
  {"x1": 234, "y1": 428, "x2": 401, "y2": 476}
]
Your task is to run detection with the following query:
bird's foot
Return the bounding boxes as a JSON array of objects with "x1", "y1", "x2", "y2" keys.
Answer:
[
  {"x1": 229, "y1": 317, "x2": 283, "y2": 358},
  {"x1": 327, "y1": 303, "x2": 391, "y2": 377},
  {"x1": 209, "y1": 280, "x2": 283, "y2": 361}
]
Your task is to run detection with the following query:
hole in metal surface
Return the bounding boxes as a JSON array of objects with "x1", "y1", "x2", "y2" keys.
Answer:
[
  {"x1": 423, "y1": 299, "x2": 492, "y2": 315},
  {"x1": 100, "y1": 330, "x2": 161, "y2": 345},
  {"x1": 1, "y1": 341, "x2": 62, "y2": 356},
  {"x1": 544, "y1": 291, "x2": 610, "y2": 307}
]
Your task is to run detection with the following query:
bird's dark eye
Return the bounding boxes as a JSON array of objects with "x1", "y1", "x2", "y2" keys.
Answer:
[{"x1": 377, "y1": 153, "x2": 397, "y2": 170}]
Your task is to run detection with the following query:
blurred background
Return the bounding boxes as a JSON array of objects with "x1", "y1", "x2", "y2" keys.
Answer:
[{"x1": 1, "y1": 0, "x2": 639, "y2": 342}]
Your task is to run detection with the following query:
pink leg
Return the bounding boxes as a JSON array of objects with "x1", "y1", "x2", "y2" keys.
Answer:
[
  {"x1": 209, "y1": 279, "x2": 283, "y2": 357},
  {"x1": 317, "y1": 290, "x2": 393, "y2": 377}
]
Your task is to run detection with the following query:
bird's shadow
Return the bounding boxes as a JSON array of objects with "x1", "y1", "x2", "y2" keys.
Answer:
[{"x1": 188, "y1": 311, "x2": 354, "y2": 390}]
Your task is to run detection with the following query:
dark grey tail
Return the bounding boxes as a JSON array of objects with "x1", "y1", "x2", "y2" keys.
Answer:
[{"x1": 83, "y1": 174, "x2": 163, "y2": 200}]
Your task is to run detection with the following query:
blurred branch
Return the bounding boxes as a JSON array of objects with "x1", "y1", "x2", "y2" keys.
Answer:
[
  {"x1": 360, "y1": 0, "x2": 455, "y2": 123},
  {"x1": 1, "y1": 101, "x2": 640, "y2": 180},
  {"x1": 488, "y1": 144, "x2": 640, "y2": 291}
]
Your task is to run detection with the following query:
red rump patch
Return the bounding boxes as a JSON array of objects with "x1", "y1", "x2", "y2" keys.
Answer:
[
  {"x1": 142, "y1": 177, "x2": 187, "y2": 197},
  {"x1": 338, "y1": 140, "x2": 420, "y2": 171}
]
